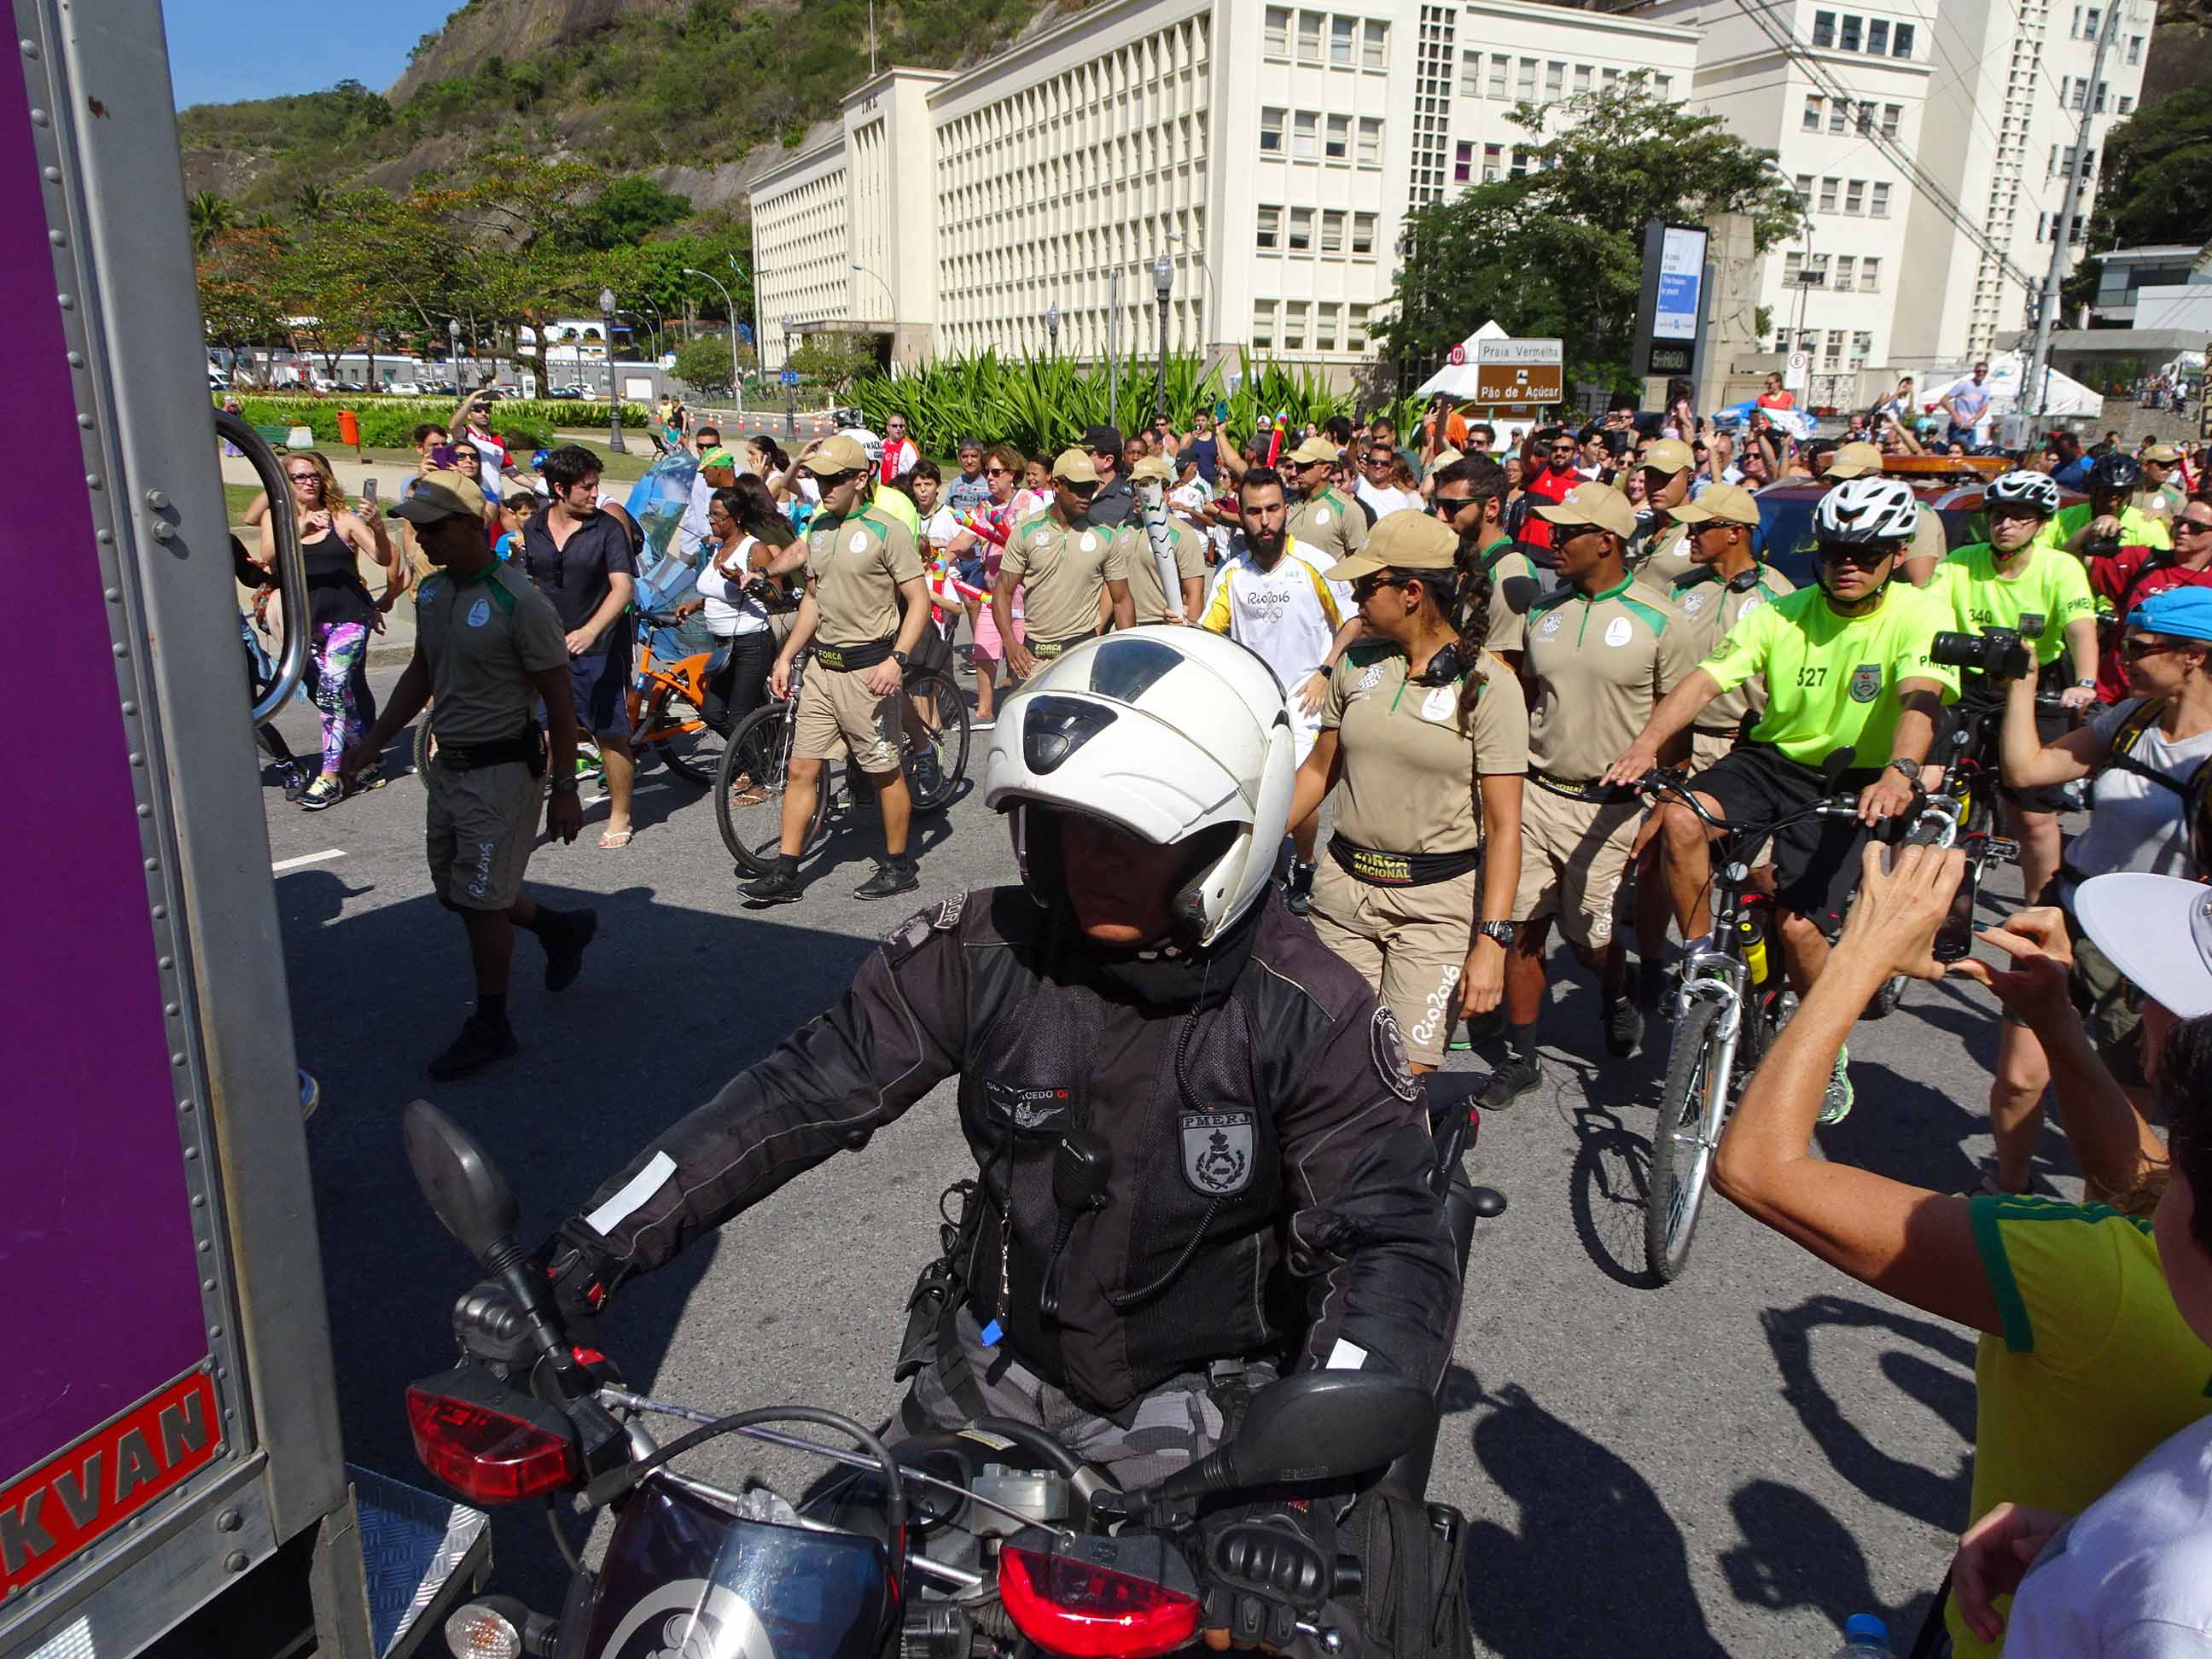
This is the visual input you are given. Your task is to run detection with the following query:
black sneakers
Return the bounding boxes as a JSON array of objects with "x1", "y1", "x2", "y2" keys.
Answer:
[
  {"x1": 742, "y1": 867, "x2": 807, "y2": 905},
  {"x1": 543, "y1": 908, "x2": 598, "y2": 993},
  {"x1": 1603, "y1": 995, "x2": 1643, "y2": 1058},
  {"x1": 854, "y1": 859, "x2": 921, "y2": 901},
  {"x1": 1480, "y1": 1051, "x2": 1542, "y2": 1110},
  {"x1": 1284, "y1": 859, "x2": 1318, "y2": 917},
  {"x1": 428, "y1": 1014, "x2": 518, "y2": 1080}
]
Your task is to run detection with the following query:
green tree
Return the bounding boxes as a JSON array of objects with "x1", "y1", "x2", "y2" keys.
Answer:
[
  {"x1": 292, "y1": 183, "x2": 330, "y2": 220},
  {"x1": 195, "y1": 227, "x2": 288, "y2": 381},
  {"x1": 789, "y1": 335, "x2": 877, "y2": 399},
  {"x1": 671, "y1": 332, "x2": 737, "y2": 393},
  {"x1": 1380, "y1": 77, "x2": 1802, "y2": 392},
  {"x1": 188, "y1": 190, "x2": 236, "y2": 252},
  {"x1": 556, "y1": 176, "x2": 696, "y2": 253},
  {"x1": 2065, "y1": 87, "x2": 2212, "y2": 311}
]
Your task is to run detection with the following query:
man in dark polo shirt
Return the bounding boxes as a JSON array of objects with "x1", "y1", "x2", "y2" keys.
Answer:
[
  {"x1": 345, "y1": 474, "x2": 594, "y2": 1079},
  {"x1": 1082, "y1": 423, "x2": 1137, "y2": 528},
  {"x1": 521, "y1": 445, "x2": 639, "y2": 848}
]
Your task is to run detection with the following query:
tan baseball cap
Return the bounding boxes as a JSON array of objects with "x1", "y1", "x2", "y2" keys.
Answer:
[
  {"x1": 801, "y1": 434, "x2": 870, "y2": 475},
  {"x1": 1324, "y1": 509, "x2": 1459, "y2": 583},
  {"x1": 1051, "y1": 447, "x2": 1102, "y2": 484},
  {"x1": 2145, "y1": 443, "x2": 2183, "y2": 463},
  {"x1": 1535, "y1": 481, "x2": 1638, "y2": 540},
  {"x1": 1641, "y1": 438, "x2": 1695, "y2": 474},
  {"x1": 387, "y1": 472, "x2": 488, "y2": 524},
  {"x1": 1129, "y1": 454, "x2": 1174, "y2": 484},
  {"x1": 1670, "y1": 482, "x2": 1762, "y2": 527},
  {"x1": 1286, "y1": 434, "x2": 1339, "y2": 466},
  {"x1": 1825, "y1": 441, "x2": 1885, "y2": 479},
  {"x1": 1431, "y1": 447, "x2": 1464, "y2": 470}
]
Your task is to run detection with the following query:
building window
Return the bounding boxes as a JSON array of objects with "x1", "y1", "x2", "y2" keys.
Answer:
[
  {"x1": 1326, "y1": 113, "x2": 1349, "y2": 160},
  {"x1": 1288, "y1": 207, "x2": 1313, "y2": 251},
  {"x1": 1264, "y1": 6, "x2": 1289, "y2": 56},
  {"x1": 1364, "y1": 20, "x2": 1388, "y2": 67},
  {"x1": 1819, "y1": 176, "x2": 1838, "y2": 212},
  {"x1": 1834, "y1": 254, "x2": 1855, "y2": 288},
  {"x1": 1844, "y1": 178, "x2": 1865, "y2": 213},
  {"x1": 1460, "y1": 49, "x2": 1481, "y2": 96},
  {"x1": 2128, "y1": 34, "x2": 2144, "y2": 64},
  {"x1": 1357, "y1": 117, "x2": 1382, "y2": 165},
  {"x1": 1321, "y1": 210, "x2": 1345, "y2": 253},
  {"x1": 1254, "y1": 301, "x2": 1275, "y2": 347},
  {"x1": 1839, "y1": 14, "x2": 1861, "y2": 50},
  {"x1": 1852, "y1": 330, "x2": 1872, "y2": 362},
  {"x1": 1330, "y1": 15, "x2": 1353, "y2": 65},
  {"x1": 1825, "y1": 329, "x2": 1844, "y2": 367},
  {"x1": 2081, "y1": 6, "x2": 2102, "y2": 37},
  {"x1": 1487, "y1": 53, "x2": 1508, "y2": 97},
  {"x1": 1882, "y1": 102, "x2": 1901, "y2": 138},
  {"x1": 1284, "y1": 301, "x2": 1307, "y2": 350},
  {"x1": 1510, "y1": 145, "x2": 1531, "y2": 178},
  {"x1": 2036, "y1": 210, "x2": 2049, "y2": 242},
  {"x1": 1802, "y1": 94, "x2": 1822, "y2": 131},
  {"x1": 1604, "y1": 66, "x2": 1620, "y2": 84},
  {"x1": 1294, "y1": 110, "x2": 1318, "y2": 159},
  {"x1": 1574, "y1": 63, "x2": 1592, "y2": 96},
  {"x1": 1256, "y1": 205, "x2": 1281, "y2": 248},
  {"x1": 1317, "y1": 303, "x2": 1339, "y2": 351},
  {"x1": 1860, "y1": 257, "x2": 1880, "y2": 292},
  {"x1": 1482, "y1": 142, "x2": 1501, "y2": 183},
  {"x1": 1352, "y1": 211, "x2": 1377, "y2": 253},
  {"x1": 1516, "y1": 56, "x2": 1536, "y2": 98},
  {"x1": 1892, "y1": 22, "x2": 1913, "y2": 56},
  {"x1": 1453, "y1": 139, "x2": 1473, "y2": 183},
  {"x1": 1348, "y1": 304, "x2": 1369, "y2": 352},
  {"x1": 1545, "y1": 59, "x2": 1564, "y2": 97},
  {"x1": 1856, "y1": 101, "x2": 1875, "y2": 134},
  {"x1": 1654, "y1": 72, "x2": 1672, "y2": 98},
  {"x1": 1296, "y1": 10, "x2": 1322, "y2": 61},
  {"x1": 1812, "y1": 9, "x2": 1835, "y2": 46},
  {"x1": 1828, "y1": 99, "x2": 1846, "y2": 133},
  {"x1": 1796, "y1": 171, "x2": 1813, "y2": 202},
  {"x1": 1260, "y1": 107, "x2": 1285, "y2": 153},
  {"x1": 1784, "y1": 250, "x2": 1804, "y2": 285},
  {"x1": 2119, "y1": 94, "x2": 2134, "y2": 114},
  {"x1": 1870, "y1": 181, "x2": 1890, "y2": 218},
  {"x1": 1867, "y1": 18, "x2": 1889, "y2": 54}
]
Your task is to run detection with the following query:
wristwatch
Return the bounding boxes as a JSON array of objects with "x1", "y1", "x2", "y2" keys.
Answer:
[
  {"x1": 891, "y1": 649, "x2": 911, "y2": 667},
  {"x1": 550, "y1": 774, "x2": 580, "y2": 795},
  {"x1": 2074, "y1": 677, "x2": 2096, "y2": 689},
  {"x1": 1886, "y1": 757, "x2": 1923, "y2": 783},
  {"x1": 1476, "y1": 920, "x2": 1516, "y2": 946}
]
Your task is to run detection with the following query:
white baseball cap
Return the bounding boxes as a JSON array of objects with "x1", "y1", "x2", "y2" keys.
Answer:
[{"x1": 2074, "y1": 874, "x2": 2212, "y2": 1020}]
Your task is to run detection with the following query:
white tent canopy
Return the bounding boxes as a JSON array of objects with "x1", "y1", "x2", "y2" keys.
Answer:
[
  {"x1": 1414, "y1": 319, "x2": 1511, "y2": 399},
  {"x1": 1922, "y1": 351, "x2": 2104, "y2": 421}
]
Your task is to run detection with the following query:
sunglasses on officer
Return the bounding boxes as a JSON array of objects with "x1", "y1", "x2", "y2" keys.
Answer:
[
  {"x1": 1350, "y1": 571, "x2": 1417, "y2": 602},
  {"x1": 1058, "y1": 477, "x2": 1100, "y2": 499}
]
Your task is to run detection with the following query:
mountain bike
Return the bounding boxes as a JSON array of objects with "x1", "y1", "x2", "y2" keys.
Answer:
[
  {"x1": 717, "y1": 647, "x2": 972, "y2": 877},
  {"x1": 626, "y1": 608, "x2": 728, "y2": 785}
]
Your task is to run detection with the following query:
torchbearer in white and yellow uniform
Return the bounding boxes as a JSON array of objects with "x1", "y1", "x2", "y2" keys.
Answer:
[{"x1": 1290, "y1": 512, "x2": 1528, "y2": 1070}]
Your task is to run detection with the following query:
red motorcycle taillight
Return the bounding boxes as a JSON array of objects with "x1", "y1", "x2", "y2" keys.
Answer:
[
  {"x1": 998, "y1": 1543, "x2": 1202, "y2": 1659},
  {"x1": 405, "y1": 1387, "x2": 578, "y2": 1505}
]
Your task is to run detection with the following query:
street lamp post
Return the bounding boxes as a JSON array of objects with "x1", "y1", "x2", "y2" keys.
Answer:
[
  {"x1": 1163, "y1": 230, "x2": 1217, "y2": 348},
  {"x1": 447, "y1": 317, "x2": 463, "y2": 393},
  {"x1": 1151, "y1": 256, "x2": 1173, "y2": 425},
  {"x1": 600, "y1": 288, "x2": 625, "y2": 454},
  {"x1": 683, "y1": 266, "x2": 742, "y2": 415},
  {"x1": 781, "y1": 314, "x2": 797, "y2": 433},
  {"x1": 1044, "y1": 305, "x2": 1060, "y2": 359}
]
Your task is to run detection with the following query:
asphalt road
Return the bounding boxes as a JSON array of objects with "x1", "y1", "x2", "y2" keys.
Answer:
[{"x1": 265, "y1": 665, "x2": 2066, "y2": 1657}]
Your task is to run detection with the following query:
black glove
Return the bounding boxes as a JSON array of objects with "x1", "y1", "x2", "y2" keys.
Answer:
[
  {"x1": 1201, "y1": 1507, "x2": 1330, "y2": 1650},
  {"x1": 451, "y1": 1221, "x2": 618, "y2": 1371}
]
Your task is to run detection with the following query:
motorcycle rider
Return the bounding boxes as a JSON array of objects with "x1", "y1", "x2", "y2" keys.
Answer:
[{"x1": 532, "y1": 629, "x2": 1459, "y2": 1633}]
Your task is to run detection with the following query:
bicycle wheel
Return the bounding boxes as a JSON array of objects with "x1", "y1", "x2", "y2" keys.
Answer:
[
  {"x1": 1645, "y1": 998, "x2": 1728, "y2": 1284},
  {"x1": 718, "y1": 703, "x2": 833, "y2": 876},
  {"x1": 648, "y1": 684, "x2": 731, "y2": 787},
  {"x1": 899, "y1": 665, "x2": 971, "y2": 814},
  {"x1": 413, "y1": 716, "x2": 434, "y2": 783}
]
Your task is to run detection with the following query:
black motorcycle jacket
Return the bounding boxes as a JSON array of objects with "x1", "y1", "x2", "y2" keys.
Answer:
[{"x1": 556, "y1": 887, "x2": 1459, "y2": 1417}]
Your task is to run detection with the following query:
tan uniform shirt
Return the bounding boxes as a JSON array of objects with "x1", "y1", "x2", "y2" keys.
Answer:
[
  {"x1": 1470, "y1": 536, "x2": 1534, "y2": 657},
  {"x1": 416, "y1": 562, "x2": 568, "y2": 744},
  {"x1": 805, "y1": 506, "x2": 923, "y2": 647},
  {"x1": 1286, "y1": 485, "x2": 1368, "y2": 567},
  {"x1": 1522, "y1": 575, "x2": 1697, "y2": 783},
  {"x1": 1323, "y1": 643, "x2": 1530, "y2": 854},
  {"x1": 1910, "y1": 509, "x2": 1948, "y2": 569},
  {"x1": 1000, "y1": 513, "x2": 1127, "y2": 644},
  {"x1": 1633, "y1": 521, "x2": 1697, "y2": 586},
  {"x1": 1668, "y1": 563, "x2": 1797, "y2": 733},
  {"x1": 1112, "y1": 516, "x2": 1208, "y2": 623}
]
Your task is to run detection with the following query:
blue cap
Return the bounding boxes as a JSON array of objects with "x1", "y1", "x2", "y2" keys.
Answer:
[
  {"x1": 1845, "y1": 1614, "x2": 1889, "y2": 1643},
  {"x1": 2128, "y1": 586, "x2": 2212, "y2": 642}
]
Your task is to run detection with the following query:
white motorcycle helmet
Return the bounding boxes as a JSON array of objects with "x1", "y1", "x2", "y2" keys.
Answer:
[{"x1": 983, "y1": 631, "x2": 1297, "y2": 948}]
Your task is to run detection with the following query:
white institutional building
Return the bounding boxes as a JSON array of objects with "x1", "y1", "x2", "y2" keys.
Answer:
[{"x1": 749, "y1": 0, "x2": 2158, "y2": 387}]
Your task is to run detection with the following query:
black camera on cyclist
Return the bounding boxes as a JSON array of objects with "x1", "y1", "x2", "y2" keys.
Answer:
[{"x1": 1930, "y1": 626, "x2": 2033, "y2": 682}]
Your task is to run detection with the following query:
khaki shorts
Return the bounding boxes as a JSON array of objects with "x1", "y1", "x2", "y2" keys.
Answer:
[
  {"x1": 426, "y1": 759, "x2": 540, "y2": 912},
  {"x1": 1691, "y1": 728, "x2": 1738, "y2": 771},
  {"x1": 795, "y1": 661, "x2": 902, "y2": 774},
  {"x1": 1308, "y1": 860, "x2": 1479, "y2": 1067},
  {"x1": 1512, "y1": 781, "x2": 1642, "y2": 949}
]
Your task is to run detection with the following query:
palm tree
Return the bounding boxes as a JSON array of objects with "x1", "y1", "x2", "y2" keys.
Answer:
[
  {"x1": 188, "y1": 189, "x2": 236, "y2": 252},
  {"x1": 292, "y1": 183, "x2": 329, "y2": 221}
]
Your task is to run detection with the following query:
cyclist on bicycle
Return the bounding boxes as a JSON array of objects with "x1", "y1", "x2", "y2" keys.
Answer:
[
  {"x1": 744, "y1": 434, "x2": 933, "y2": 906},
  {"x1": 2052, "y1": 452, "x2": 2174, "y2": 558},
  {"x1": 1603, "y1": 476, "x2": 1960, "y2": 1119},
  {"x1": 1926, "y1": 469, "x2": 2099, "y2": 904}
]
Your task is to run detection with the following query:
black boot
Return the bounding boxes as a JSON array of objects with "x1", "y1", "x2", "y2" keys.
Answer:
[{"x1": 854, "y1": 858, "x2": 920, "y2": 901}]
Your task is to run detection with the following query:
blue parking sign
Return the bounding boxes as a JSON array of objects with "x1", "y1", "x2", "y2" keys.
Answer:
[{"x1": 781, "y1": 369, "x2": 800, "y2": 386}]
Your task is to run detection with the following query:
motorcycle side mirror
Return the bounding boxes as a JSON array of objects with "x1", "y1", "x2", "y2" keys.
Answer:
[
  {"x1": 404, "y1": 1100, "x2": 521, "y2": 1268},
  {"x1": 1139, "y1": 1370, "x2": 1434, "y2": 1509}
]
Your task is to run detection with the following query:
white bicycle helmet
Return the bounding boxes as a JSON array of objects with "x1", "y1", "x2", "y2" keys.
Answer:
[
  {"x1": 1984, "y1": 469, "x2": 2063, "y2": 518},
  {"x1": 1813, "y1": 475, "x2": 1921, "y2": 544},
  {"x1": 983, "y1": 631, "x2": 1296, "y2": 947}
]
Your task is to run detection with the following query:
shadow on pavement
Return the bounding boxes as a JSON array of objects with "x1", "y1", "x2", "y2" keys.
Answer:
[
  {"x1": 277, "y1": 866, "x2": 882, "y2": 1612},
  {"x1": 1462, "y1": 1381, "x2": 1723, "y2": 1656},
  {"x1": 1720, "y1": 1477, "x2": 1937, "y2": 1649},
  {"x1": 1563, "y1": 1104, "x2": 1658, "y2": 1289},
  {"x1": 1760, "y1": 1294, "x2": 1976, "y2": 1533}
]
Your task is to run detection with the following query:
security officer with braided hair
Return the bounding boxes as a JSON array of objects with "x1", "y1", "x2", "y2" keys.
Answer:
[{"x1": 533, "y1": 628, "x2": 1461, "y2": 1652}]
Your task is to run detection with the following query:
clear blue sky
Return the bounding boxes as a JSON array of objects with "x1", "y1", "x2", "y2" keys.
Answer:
[{"x1": 163, "y1": 0, "x2": 460, "y2": 108}]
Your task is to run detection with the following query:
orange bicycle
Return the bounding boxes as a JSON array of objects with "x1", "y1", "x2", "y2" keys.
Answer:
[{"x1": 626, "y1": 608, "x2": 729, "y2": 785}]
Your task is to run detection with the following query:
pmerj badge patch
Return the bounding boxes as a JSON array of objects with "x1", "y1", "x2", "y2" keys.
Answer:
[
  {"x1": 1181, "y1": 1110, "x2": 1254, "y2": 1196},
  {"x1": 1370, "y1": 1006, "x2": 1421, "y2": 1103},
  {"x1": 2018, "y1": 610, "x2": 2046, "y2": 638},
  {"x1": 1849, "y1": 662, "x2": 1883, "y2": 703}
]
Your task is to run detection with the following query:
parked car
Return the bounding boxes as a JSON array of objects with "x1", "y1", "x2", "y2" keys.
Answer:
[
  {"x1": 546, "y1": 384, "x2": 585, "y2": 400},
  {"x1": 207, "y1": 368, "x2": 229, "y2": 390}
]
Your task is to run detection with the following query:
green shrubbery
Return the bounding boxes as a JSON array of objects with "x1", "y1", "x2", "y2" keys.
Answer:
[{"x1": 221, "y1": 395, "x2": 649, "y2": 453}]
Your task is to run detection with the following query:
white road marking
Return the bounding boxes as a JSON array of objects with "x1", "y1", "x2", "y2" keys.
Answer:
[{"x1": 272, "y1": 848, "x2": 346, "y2": 872}]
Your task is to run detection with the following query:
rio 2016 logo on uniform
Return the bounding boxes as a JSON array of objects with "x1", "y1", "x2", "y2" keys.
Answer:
[{"x1": 1849, "y1": 663, "x2": 1883, "y2": 702}]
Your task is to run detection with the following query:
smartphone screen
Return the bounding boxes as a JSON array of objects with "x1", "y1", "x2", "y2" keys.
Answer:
[
  {"x1": 430, "y1": 444, "x2": 457, "y2": 469},
  {"x1": 360, "y1": 477, "x2": 378, "y2": 505},
  {"x1": 1932, "y1": 859, "x2": 1982, "y2": 963}
]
